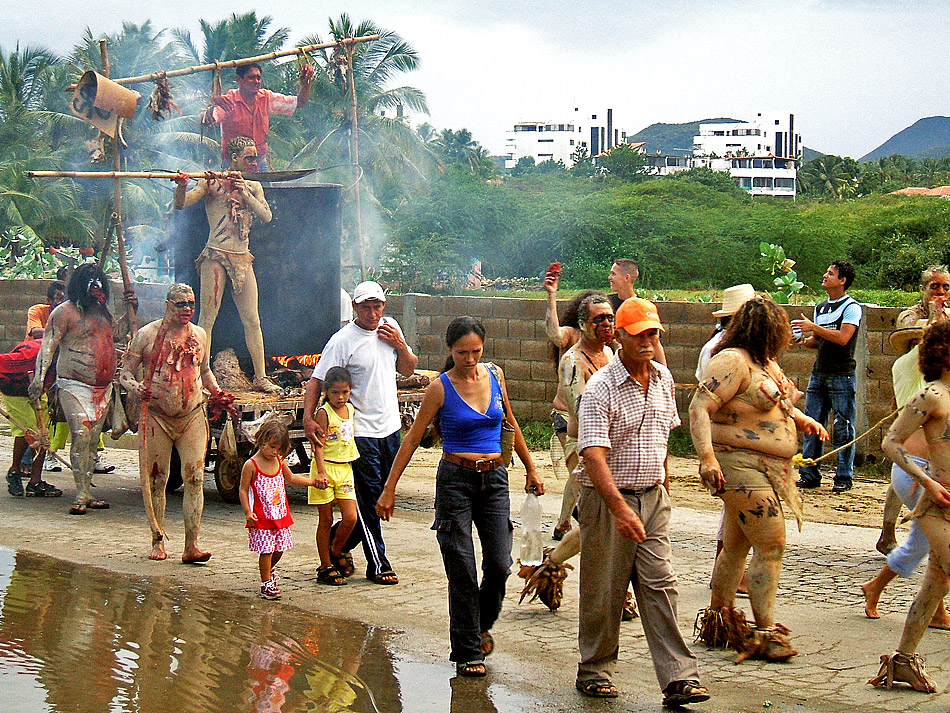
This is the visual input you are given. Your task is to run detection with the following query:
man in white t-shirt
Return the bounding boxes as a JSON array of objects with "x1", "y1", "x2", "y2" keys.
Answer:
[{"x1": 304, "y1": 281, "x2": 417, "y2": 584}]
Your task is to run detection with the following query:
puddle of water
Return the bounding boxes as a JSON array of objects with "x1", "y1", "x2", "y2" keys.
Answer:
[{"x1": 0, "y1": 548, "x2": 538, "y2": 712}]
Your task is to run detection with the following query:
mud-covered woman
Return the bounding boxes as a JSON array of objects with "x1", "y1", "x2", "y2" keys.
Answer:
[
  {"x1": 376, "y1": 316, "x2": 544, "y2": 678},
  {"x1": 873, "y1": 320, "x2": 950, "y2": 693},
  {"x1": 689, "y1": 296, "x2": 828, "y2": 661}
]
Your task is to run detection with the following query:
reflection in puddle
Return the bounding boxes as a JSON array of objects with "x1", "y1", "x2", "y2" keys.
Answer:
[{"x1": 0, "y1": 548, "x2": 537, "y2": 712}]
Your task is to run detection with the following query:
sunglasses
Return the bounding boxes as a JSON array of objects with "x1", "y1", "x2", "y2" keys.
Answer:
[
  {"x1": 172, "y1": 300, "x2": 196, "y2": 309},
  {"x1": 591, "y1": 314, "x2": 615, "y2": 325}
]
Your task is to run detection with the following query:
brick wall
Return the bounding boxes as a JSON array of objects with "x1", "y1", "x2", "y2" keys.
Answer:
[{"x1": 388, "y1": 294, "x2": 903, "y2": 460}]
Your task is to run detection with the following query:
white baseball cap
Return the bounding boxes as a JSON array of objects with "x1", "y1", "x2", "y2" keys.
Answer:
[{"x1": 352, "y1": 281, "x2": 386, "y2": 304}]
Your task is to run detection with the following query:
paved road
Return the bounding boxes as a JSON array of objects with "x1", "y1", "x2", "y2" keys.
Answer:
[{"x1": 0, "y1": 438, "x2": 947, "y2": 712}]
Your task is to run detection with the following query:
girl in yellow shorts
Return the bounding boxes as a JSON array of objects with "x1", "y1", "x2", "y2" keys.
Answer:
[{"x1": 310, "y1": 367, "x2": 359, "y2": 586}]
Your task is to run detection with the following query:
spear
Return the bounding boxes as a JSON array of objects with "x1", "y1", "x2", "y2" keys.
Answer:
[{"x1": 66, "y1": 35, "x2": 379, "y2": 89}]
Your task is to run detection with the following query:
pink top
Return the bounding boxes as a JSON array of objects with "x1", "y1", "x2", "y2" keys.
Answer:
[
  {"x1": 246, "y1": 457, "x2": 293, "y2": 530},
  {"x1": 212, "y1": 88, "x2": 297, "y2": 160}
]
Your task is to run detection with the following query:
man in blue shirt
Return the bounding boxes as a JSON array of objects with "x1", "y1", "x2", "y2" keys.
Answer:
[{"x1": 792, "y1": 260, "x2": 863, "y2": 493}]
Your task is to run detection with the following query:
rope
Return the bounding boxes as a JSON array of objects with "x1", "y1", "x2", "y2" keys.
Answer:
[{"x1": 791, "y1": 407, "x2": 899, "y2": 467}]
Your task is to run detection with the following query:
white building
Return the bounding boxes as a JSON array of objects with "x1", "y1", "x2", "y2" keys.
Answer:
[
  {"x1": 689, "y1": 112, "x2": 801, "y2": 197},
  {"x1": 504, "y1": 108, "x2": 627, "y2": 169}
]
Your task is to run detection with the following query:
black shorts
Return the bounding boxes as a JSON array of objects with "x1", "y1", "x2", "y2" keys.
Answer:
[{"x1": 551, "y1": 411, "x2": 568, "y2": 434}]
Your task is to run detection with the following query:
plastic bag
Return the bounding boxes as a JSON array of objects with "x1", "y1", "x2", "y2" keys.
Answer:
[{"x1": 520, "y1": 492, "x2": 544, "y2": 566}]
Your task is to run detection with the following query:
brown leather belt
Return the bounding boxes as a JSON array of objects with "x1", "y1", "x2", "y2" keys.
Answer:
[
  {"x1": 441, "y1": 453, "x2": 504, "y2": 472},
  {"x1": 618, "y1": 484, "x2": 659, "y2": 496}
]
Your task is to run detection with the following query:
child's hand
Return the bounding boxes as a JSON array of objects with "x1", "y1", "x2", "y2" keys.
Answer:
[
  {"x1": 313, "y1": 476, "x2": 329, "y2": 489},
  {"x1": 245, "y1": 512, "x2": 258, "y2": 527}
]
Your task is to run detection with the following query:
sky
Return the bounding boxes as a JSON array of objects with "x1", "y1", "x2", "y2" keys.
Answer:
[{"x1": 4, "y1": 0, "x2": 950, "y2": 159}]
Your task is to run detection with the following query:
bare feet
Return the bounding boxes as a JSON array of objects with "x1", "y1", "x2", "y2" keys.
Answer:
[
  {"x1": 928, "y1": 615, "x2": 950, "y2": 630},
  {"x1": 737, "y1": 570, "x2": 749, "y2": 596},
  {"x1": 149, "y1": 542, "x2": 168, "y2": 561},
  {"x1": 876, "y1": 527, "x2": 897, "y2": 556},
  {"x1": 861, "y1": 581, "x2": 881, "y2": 619},
  {"x1": 182, "y1": 547, "x2": 212, "y2": 564}
]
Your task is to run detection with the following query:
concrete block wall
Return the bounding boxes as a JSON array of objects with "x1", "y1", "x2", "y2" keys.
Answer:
[
  {"x1": 0, "y1": 279, "x2": 168, "y2": 350},
  {"x1": 389, "y1": 293, "x2": 904, "y2": 460},
  {"x1": 0, "y1": 282, "x2": 902, "y2": 458}
]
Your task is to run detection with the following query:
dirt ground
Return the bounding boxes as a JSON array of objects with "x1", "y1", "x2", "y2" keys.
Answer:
[{"x1": 666, "y1": 454, "x2": 890, "y2": 529}]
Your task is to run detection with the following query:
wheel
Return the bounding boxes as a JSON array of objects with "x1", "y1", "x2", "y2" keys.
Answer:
[
  {"x1": 214, "y1": 441, "x2": 253, "y2": 504},
  {"x1": 166, "y1": 447, "x2": 183, "y2": 492}
]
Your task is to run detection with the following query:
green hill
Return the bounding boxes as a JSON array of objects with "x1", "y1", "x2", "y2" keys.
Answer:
[
  {"x1": 627, "y1": 119, "x2": 737, "y2": 156},
  {"x1": 629, "y1": 118, "x2": 819, "y2": 159},
  {"x1": 860, "y1": 116, "x2": 950, "y2": 161}
]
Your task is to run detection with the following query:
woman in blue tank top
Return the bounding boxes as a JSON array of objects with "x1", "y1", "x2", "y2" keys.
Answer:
[{"x1": 377, "y1": 316, "x2": 544, "y2": 677}]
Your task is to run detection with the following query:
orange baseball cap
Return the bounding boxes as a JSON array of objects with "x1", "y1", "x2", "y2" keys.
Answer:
[{"x1": 615, "y1": 297, "x2": 664, "y2": 335}]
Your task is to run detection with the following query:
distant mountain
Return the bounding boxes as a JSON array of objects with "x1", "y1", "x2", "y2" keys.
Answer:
[
  {"x1": 627, "y1": 119, "x2": 738, "y2": 156},
  {"x1": 629, "y1": 118, "x2": 820, "y2": 160},
  {"x1": 860, "y1": 116, "x2": 950, "y2": 162}
]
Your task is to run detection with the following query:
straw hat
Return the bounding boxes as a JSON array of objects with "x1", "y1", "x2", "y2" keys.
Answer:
[
  {"x1": 889, "y1": 319, "x2": 928, "y2": 355},
  {"x1": 712, "y1": 284, "x2": 756, "y2": 317}
]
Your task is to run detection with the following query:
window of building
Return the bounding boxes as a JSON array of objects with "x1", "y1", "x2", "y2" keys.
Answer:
[
  {"x1": 570, "y1": 139, "x2": 575, "y2": 146},
  {"x1": 538, "y1": 138, "x2": 554, "y2": 143},
  {"x1": 591, "y1": 114, "x2": 597, "y2": 120},
  {"x1": 774, "y1": 178, "x2": 795, "y2": 189},
  {"x1": 774, "y1": 119, "x2": 780, "y2": 125},
  {"x1": 738, "y1": 177, "x2": 752, "y2": 188},
  {"x1": 753, "y1": 177, "x2": 773, "y2": 188},
  {"x1": 714, "y1": 131, "x2": 724, "y2": 136},
  {"x1": 753, "y1": 159, "x2": 763, "y2": 168},
  {"x1": 539, "y1": 153, "x2": 554, "y2": 159}
]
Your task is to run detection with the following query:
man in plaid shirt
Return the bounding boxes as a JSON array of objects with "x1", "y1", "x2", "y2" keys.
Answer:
[{"x1": 573, "y1": 298, "x2": 709, "y2": 708}]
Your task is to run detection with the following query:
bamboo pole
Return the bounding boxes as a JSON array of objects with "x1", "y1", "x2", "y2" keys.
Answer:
[
  {"x1": 66, "y1": 35, "x2": 379, "y2": 89},
  {"x1": 345, "y1": 42, "x2": 367, "y2": 281},
  {"x1": 29, "y1": 170, "x2": 239, "y2": 179},
  {"x1": 100, "y1": 40, "x2": 137, "y2": 337}
]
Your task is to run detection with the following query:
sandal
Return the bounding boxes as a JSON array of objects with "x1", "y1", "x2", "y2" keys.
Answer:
[
  {"x1": 479, "y1": 631, "x2": 494, "y2": 657},
  {"x1": 87, "y1": 500, "x2": 110, "y2": 509},
  {"x1": 371, "y1": 570, "x2": 398, "y2": 585},
  {"x1": 69, "y1": 502, "x2": 87, "y2": 515},
  {"x1": 317, "y1": 566, "x2": 348, "y2": 586},
  {"x1": 575, "y1": 678, "x2": 619, "y2": 698},
  {"x1": 332, "y1": 551, "x2": 355, "y2": 578},
  {"x1": 662, "y1": 679, "x2": 710, "y2": 707},
  {"x1": 868, "y1": 652, "x2": 937, "y2": 693},
  {"x1": 456, "y1": 661, "x2": 486, "y2": 677}
]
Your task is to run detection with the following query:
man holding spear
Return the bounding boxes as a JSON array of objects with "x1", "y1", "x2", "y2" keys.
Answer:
[
  {"x1": 29, "y1": 264, "x2": 118, "y2": 515},
  {"x1": 120, "y1": 283, "x2": 224, "y2": 563},
  {"x1": 173, "y1": 136, "x2": 280, "y2": 393}
]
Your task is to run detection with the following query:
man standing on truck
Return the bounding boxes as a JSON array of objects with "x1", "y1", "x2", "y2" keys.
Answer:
[
  {"x1": 304, "y1": 281, "x2": 417, "y2": 585},
  {"x1": 120, "y1": 283, "x2": 224, "y2": 563}
]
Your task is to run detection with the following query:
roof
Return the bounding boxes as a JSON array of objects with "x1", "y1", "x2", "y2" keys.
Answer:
[{"x1": 890, "y1": 186, "x2": 950, "y2": 196}]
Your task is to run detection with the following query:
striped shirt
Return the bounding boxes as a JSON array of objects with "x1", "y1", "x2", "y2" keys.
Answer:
[{"x1": 574, "y1": 355, "x2": 679, "y2": 489}]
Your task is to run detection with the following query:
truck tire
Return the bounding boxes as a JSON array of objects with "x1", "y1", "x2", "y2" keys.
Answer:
[
  {"x1": 166, "y1": 447, "x2": 183, "y2": 492},
  {"x1": 214, "y1": 442, "x2": 253, "y2": 504}
]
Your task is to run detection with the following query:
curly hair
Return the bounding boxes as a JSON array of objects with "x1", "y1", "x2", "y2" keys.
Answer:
[
  {"x1": 226, "y1": 135, "x2": 256, "y2": 160},
  {"x1": 549, "y1": 290, "x2": 602, "y2": 369},
  {"x1": 255, "y1": 418, "x2": 291, "y2": 456},
  {"x1": 919, "y1": 321, "x2": 950, "y2": 382},
  {"x1": 714, "y1": 295, "x2": 792, "y2": 366}
]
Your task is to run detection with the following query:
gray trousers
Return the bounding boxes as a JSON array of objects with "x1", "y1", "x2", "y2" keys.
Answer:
[{"x1": 577, "y1": 484, "x2": 699, "y2": 691}]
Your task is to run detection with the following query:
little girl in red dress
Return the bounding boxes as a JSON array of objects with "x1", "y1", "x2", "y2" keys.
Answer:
[{"x1": 240, "y1": 419, "x2": 319, "y2": 599}]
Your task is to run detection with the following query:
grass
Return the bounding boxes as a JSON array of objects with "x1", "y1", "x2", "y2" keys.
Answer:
[{"x1": 519, "y1": 418, "x2": 553, "y2": 451}]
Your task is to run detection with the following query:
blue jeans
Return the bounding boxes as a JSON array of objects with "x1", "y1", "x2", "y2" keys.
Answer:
[
  {"x1": 432, "y1": 460, "x2": 513, "y2": 663},
  {"x1": 342, "y1": 431, "x2": 400, "y2": 578},
  {"x1": 887, "y1": 458, "x2": 930, "y2": 577},
  {"x1": 798, "y1": 372, "x2": 857, "y2": 487}
]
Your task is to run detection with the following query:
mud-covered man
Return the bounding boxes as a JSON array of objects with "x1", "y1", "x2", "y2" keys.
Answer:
[
  {"x1": 120, "y1": 284, "x2": 223, "y2": 563},
  {"x1": 29, "y1": 264, "x2": 116, "y2": 515},
  {"x1": 173, "y1": 136, "x2": 279, "y2": 393}
]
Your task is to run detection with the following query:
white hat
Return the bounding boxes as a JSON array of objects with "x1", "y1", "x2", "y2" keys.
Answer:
[
  {"x1": 712, "y1": 284, "x2": 756, "y2": 317},
  {"x1": 352, "y1": 281, "x2": 386, "y2": 304}
]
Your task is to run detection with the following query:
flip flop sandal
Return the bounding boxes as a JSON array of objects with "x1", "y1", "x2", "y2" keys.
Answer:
[
  {"x1": 87, "y1": 500, "x2": 110, "y2": 509},
  {"x1": 662, "y1": 679, "x2": 710, "y2": 707},
  {"x1": 371, "y1": 570, "x2": 398, "y2": 585},
  {"x1": 456, "y1": 661, "x2": 486, "y2": 677},
  {"x1": 317, "y1": 566, "x2": 348, "y2": 586},
  {"x1": 575, "y1": 679, "x2": 619, "y2": 698},
  {"x1": 69, "y1": 503, "x2": 87, "y2": 515}
]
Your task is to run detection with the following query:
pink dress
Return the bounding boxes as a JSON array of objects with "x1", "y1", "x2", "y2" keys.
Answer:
[{"x1": 246, "y1": 456, "x2": 294, "y2": 554}]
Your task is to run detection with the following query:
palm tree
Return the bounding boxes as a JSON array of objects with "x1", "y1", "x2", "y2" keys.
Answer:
[{"x1": 799, "y1": 155, "x2": 855, "y2": 200}]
